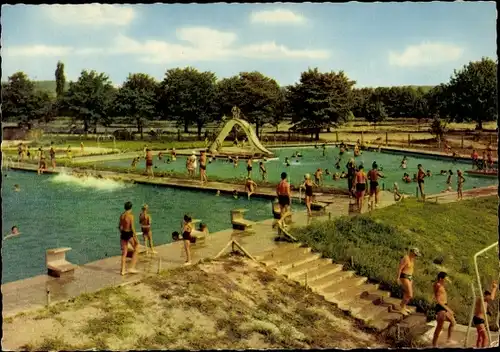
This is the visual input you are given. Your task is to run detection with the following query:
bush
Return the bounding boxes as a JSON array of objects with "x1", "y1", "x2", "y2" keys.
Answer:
[{"x1": 429, "y1": 118, "x2": 447, "y2": 140}]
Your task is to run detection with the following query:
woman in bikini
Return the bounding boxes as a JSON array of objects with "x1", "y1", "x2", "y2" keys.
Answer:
[
  {"x1": 139, "y1": 204, "x2": 156, "y2": 255},
  {"x1": 182, "y1": 216, "x2": 193, "y2": 265},
  {"x1": 353, "y1": 165, "x2": 367, "y2": 213},
  {"x1": 300, "y1": 173, "x2": 318, "y2": 216}
]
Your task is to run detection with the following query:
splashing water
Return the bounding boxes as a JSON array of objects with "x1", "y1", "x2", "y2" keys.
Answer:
[{"x1": 51, "y1": 173, "x2": 129, "y2": 191}]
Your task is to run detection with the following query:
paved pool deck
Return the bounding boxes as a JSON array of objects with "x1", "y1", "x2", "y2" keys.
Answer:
[{"x1": 2, "y1": 163, "x2": 497, "y2": 319}]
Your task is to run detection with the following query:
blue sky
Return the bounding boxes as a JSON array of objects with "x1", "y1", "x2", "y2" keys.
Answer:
[{"x1": 1, "y1": 3, "x2": 496, "y2": 88}]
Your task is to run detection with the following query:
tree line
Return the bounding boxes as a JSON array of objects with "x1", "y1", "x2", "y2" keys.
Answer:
[{"x1": 1, "y1": 58, "x2": 497, "y2": 140}]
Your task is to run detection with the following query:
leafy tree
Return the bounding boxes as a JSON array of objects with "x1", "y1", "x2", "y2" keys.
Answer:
[
  {"x1": 158, "y1": 67, "x2": 217, "y2": 138},
  {"x1": 1, "y1": 72, "x2": 54, "y2": 128},
  {"x1": 55, "y1": 61, "x2": 66, "y2": 99},
  {"x1": 215, "y1": 72, "x2": 282, "y2": 137},
  {"x1": 61, "y1": 70, "x2": 115, "y2": 133},
  {"x1": 364, "y1": 100, "x2": 388, "y2": 130},
  {"x1": 429, "y1": 118, "x2": 448, "y2": 140},
  {"x1": 351, "y1": 87, "x2": 374, "y2": 118},
  {"x1": 288, "y1": 68, "x2": 355, "y2": 140},
  {"x1": 445, "y1": 57, "x2": 498, "y2": 130},
  {"x1": 272, "y1": 86, "x2": 292, "y2": 132},
  {"x1": 115, "y1": 73, "x2": 158, "y2": 139}
]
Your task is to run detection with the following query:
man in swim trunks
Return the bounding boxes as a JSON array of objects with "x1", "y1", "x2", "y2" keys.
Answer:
[
  {"x1": 353, "y1": 164, "x2": 367, "y2": 213},
  {"x1": 432, "y1": 272, "x2": 456, "y2": 347},
  {"x1": 118, "y1": 201, "x2": 139, "y2": 275},
  {"x1": 139, "y1": 204, "x2": 156, "y2": 255},
  {"x1": 245, "y1": 177, "x2": 258, "y2": 199},
  {"x1": 200, "y1": 151, "x2": 208, "y2": 184},
  {"x1": 49, "y1": 145, "x2": 56, "y2": 169},
  {"x1": 38, "y1": 148, "x2": 47, "y2": 175},
  {"x1": 246, "y1": 157, "x2": 253, "y2": 178},
  {"x1": 367, "y1": 162, "x2": 384, "y2": 209},
  {"x1": 417, "y1": 164, "x2": 426, "y2": 201},
  {"x1": 276, "y1": 172, "x2": 292, "y2": 221},
  {"x1": 259, "y1": 161, "x2": 267, "y2": 181},
  {"x1": 471, "y1": 149, "x2": 479, "y2": 169},
  {"x1": 145, "y1": 148, "x2": 154, "y2": 178},
  {"x1": 473, "y1": 280, "x2": 497, "y2": 347},
  {"x1": 397, "y1": 247, "x2": 421, "y2": 315}
]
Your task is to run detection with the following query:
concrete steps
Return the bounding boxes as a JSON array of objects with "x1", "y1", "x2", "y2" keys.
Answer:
[
  {"x1": 255, "y1": 243, "x2": 423, "y2": 336},
  {"x1": 269, "y1": 252, "x2": 322, "y2": 272},
  {"x1": 282, "y1": 258, "x2": 332, "y2": 279}
]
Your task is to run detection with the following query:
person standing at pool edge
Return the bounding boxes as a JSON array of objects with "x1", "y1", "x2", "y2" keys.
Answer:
[
  {"x1": 276, "y1": 172, "x2": 292, "y2": 221},
  {"x1": 432, "y1": 272, "x2": 456, "y2": 347},
  {"x1": 145, "y1": 148, "x2": 154, "y2": 178},
  {"x1": 346, "y1": 158, "x2": 356, "y2": 198},
  {"x1": 139, "y1": 204, "x2": 156, "y2": 255},
  {"x1": 397, "y1": 248, "x2": 421, "y2": 315},
  {"x1": 119, "y1": 201, "x2": 139, "y2": 275},
  {"x1": 200, "y1": 150, "x2": 208, "y2": 184},
  {"x1": 367, "y1": 162, "x2": 384, "y2": 209},
  {"x1": 417, "y1": 164, "x2": 426, "y2": 201},
  {"x1": 300, "y1": 173, "x2": 317, "y2": 216},
  {"x1": 353, "y1": 165, "x2": 367, "y2": 213}
]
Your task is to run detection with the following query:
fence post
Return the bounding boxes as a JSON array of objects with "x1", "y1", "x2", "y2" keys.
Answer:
[
  {"x1": 46, "y1": 288, "x2": 51, "y2": 307},
  {"x1": 386, "y1": 132, "x2": 388, "y2": 146},
  {"x1": 437, "y1": 135, "x2": 441, "y2": 149},
  {"x1": 489, "y1": 134, "x2": 492, "y2": 145},
  {"x1": 336, "y1": 131, "x2": 339, "y2": 142},
  {"x1": 407, "y1": 133, "x2": 411, "y2": 147},
  {"x1": 361, "y1": 131, "x2": 364, "y2": 144},
  {"x1": 461, "y1": 135, "x2": 464, "y2": 149},
  {"x1": 157, "y1": 257, "x2": 162, "y2": 274}
]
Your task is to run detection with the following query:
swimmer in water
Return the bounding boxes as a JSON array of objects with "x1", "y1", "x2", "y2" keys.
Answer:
[
  {"x1": 4, "y1": 226, "x2": 21, "y2": 240},
  {"x1": 322, "y1": 144, "x2": 326, "y2": 156},
  {"x1": 234, "y1": 156, "x2": 239, "y2": 168},
  {"x1": 216, "y1": 190, "x2": 220, "y2": 196},
  {"x1": 14, "y1": 184, "x2": 20, "y2": 192},
  {"x1": 158, "y1": 151, "x2": 164, "y2": 161},
  {"x1": 401, "y1": 156, "x2": 408, "y2": 169},
  {"x1": 335, "y1": 158, "x2": 341, "y2": 170},
  {"x1": 325, "y1": 169, "x2": 331, "y2": 176},
  {"x1": 440, "y1": 170, "x2": 448, "y2": 175},
  {"x1": 284, "y1": 157, "x2": 291, "y2": 167},
  {"x1": 233, "y1": 190, "x2": 239, "y2": 199},
  {"x1": 426, "y1": 170, "x2": 432, "y2": 177},
  {"x1": 171, "y1": 148, "x2": 177, "y2": 161},
  {"x1": 314, "y1": 168, "x2": 323, "y2": 186},
  {"x1": 259, "y1": 161, "x2": 267, "y2": 181},
  {"x1": 402, "y1": 173, "x2": 411, "y2": 183},
  {"x1": 333, "y1": 172, "x2": 340, "y2": 181},
  {"x1": 245, "y1": 177, "x2": 258, "y2": 199}
]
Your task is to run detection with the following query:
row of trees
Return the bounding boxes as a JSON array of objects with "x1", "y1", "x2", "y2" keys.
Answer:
[{"x1": 2, "y1": 58, "x2": 497, "y2": 140}]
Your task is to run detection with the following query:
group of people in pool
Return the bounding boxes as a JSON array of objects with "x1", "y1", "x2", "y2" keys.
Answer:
[
  {"x1": 470, "y1": 148, "x2": 496, "y2": 170},
  {"x1": 398, "y1": 247, "x2": 497, "y2": 348},
  {"x1": 118, "y1": 201, "x2": 210, "y2": 274}
]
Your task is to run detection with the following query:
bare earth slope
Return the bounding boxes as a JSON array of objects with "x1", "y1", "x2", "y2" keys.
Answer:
[{"x1": 3, "y1": 256, "x2": 386, "y2": 350}]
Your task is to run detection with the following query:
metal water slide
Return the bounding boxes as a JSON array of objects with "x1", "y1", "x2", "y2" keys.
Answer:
[{"x1": 208, "y1": 118, "x2": 274, "y2": 156}]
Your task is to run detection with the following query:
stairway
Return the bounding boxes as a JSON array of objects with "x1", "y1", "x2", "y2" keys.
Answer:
[{"x1": 255, "y1": 242, "x2": 427, "y2": 334}]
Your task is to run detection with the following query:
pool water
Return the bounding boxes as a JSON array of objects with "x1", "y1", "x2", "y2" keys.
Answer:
[
  {"x1": 96, "y1": 147, "x2": 497, "y2": 195},
  {"x1": 1, "y1": 171, "x2": 278, "y2": 284}
]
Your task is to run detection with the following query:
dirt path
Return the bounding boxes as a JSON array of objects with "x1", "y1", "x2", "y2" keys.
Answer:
[{"x1": 3, "y1": 256, "x2": 387, "y2": 350}]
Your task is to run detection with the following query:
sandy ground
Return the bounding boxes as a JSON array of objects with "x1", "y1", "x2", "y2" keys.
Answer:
[{"x1": 2, "y1": 256, "x2": 387, "y2": 351}]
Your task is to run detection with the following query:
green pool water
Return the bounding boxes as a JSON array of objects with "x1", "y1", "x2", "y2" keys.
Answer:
[
  {"x1": 1, "y1": 170, "x2": 280, "y2": 284},
  {"x1": 96, "y1": 147, "x2": 497, "y2": 195}
]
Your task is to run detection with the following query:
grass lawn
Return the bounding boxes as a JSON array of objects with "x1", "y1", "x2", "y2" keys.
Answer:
[{"x1": 291, "y1": 196, "x2": 499, "y2": 325}]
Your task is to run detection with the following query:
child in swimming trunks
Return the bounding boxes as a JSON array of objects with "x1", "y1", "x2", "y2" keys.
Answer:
[{"x1": 473, "y1": 281, "x2": 497, "y2": 347}]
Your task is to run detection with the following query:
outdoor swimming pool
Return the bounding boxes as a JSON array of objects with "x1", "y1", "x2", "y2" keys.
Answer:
[
  {"x1": 1, "y1": 171, "x2": 276, "y2": 284},
  {"x1": 95, "y1": 147, "x2": 497, "y2": 195}
]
